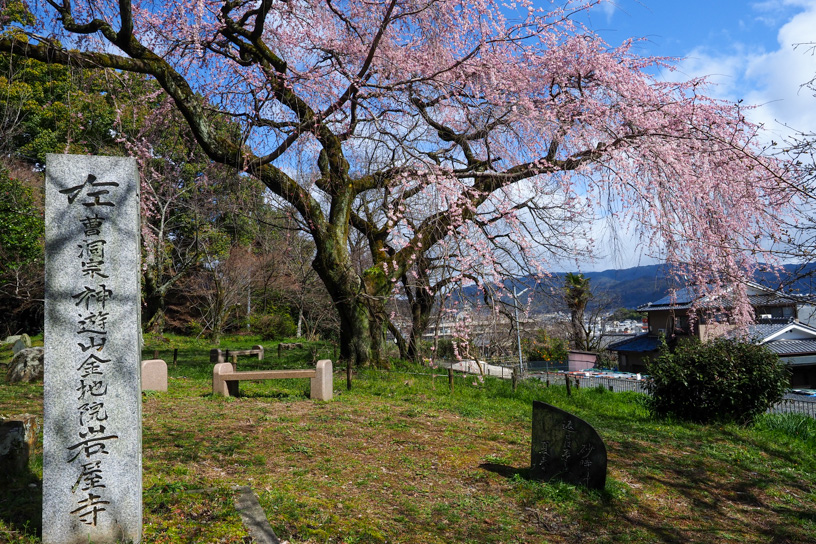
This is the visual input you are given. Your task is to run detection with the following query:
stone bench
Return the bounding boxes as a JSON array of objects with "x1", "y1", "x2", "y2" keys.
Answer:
[
  {"x1": 213, "y1": 359, "x2": 332, "y2": 401},
  {"x1": 210, "y1": 345, "x2": 265, "y2": 368},
  {"x1": 141, "y1": 359, "x2": 167, "y2": 392}
]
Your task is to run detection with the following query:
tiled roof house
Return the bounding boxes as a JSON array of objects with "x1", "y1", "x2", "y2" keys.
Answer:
[{"x1": 608, "y1": 282, "x2": 816, "y2": 387}]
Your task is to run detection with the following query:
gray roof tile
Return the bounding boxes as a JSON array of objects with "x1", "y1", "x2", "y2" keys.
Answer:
[
  {"x1": 764, "y1": 339, "x2": 816, "y2": 356},
  {"x1": 607, "y1": 334, "x2": 663, "y2": 353}
]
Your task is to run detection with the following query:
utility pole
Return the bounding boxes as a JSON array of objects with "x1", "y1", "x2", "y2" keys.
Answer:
[{"x1": 513, "y1": 285, "x2": 529, "y2": 387}]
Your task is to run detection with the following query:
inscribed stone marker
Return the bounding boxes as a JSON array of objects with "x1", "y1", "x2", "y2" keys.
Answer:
[
  {"x1": 11, "y1": 333, "x2": 31, "y2": 354},
  {"x1": 530, "y1": 401, "x2": 607, "y2": 489},
  {"x1": 0, "y1": 414, "x2": 39, "y2": 477},
  {"x1": 43, "y1": 154, "x2": 142, "y2": 544}
]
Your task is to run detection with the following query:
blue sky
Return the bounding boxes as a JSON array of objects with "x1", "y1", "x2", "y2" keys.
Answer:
[
  {"x1": 588, "y1": 0, "x2": 802, "y2": 56},
  {"x1": 586, "y1": 0, "x2": 816, "y2": 139},
  {"x1": 563, "y1": 0, "x2": 816, "y2": 271}
]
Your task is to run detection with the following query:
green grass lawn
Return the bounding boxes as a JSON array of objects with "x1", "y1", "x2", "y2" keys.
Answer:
[{"x1": 1, "y1": 333, "x2": 815, "y2": 543}]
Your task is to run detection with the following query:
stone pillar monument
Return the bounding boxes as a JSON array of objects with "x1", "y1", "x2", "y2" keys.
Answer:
[{"x1": 43, "y1": 154, "x2": 142, "y2": 543}]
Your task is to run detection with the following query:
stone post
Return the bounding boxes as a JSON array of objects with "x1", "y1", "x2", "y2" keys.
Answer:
[
  {"x1": 311, "y1": 360, "x2": 333, "y2": 401},
  {"x1": 44, "y1": 154, "x2": 142, "y2": 543}
]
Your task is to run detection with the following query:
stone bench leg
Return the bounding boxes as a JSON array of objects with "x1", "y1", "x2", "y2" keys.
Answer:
[
  {"x1": 141, "y1": 359, "x2": 168, "y2": 392},
  {"x1": 311, "y1": 360, "x2": 333, "y2": 401},
  {"x1": 252, "y1": 344, "x2": 264, "y2": 360},
  {"x1": 213, "y1": 362, "x2": 239, "y2": 397}
]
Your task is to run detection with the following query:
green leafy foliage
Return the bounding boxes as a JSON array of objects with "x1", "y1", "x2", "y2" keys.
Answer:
[
  {"x1": 0, "y1": 165, "x2": 43, "y2": 274},
  {"x1": 428, "y1": 337, "x2": 476, "y2": 360},
  {"x1": 0, "y1": 54, "x2": 125, "y2": 163},
  {"x1": 251, "y1": 311, "x2": 297, "y2": 340},
  {"x1": 646, "y1": 338, "x2": 790, "y2": 424},
  {"x1": 0, "y1": 0, "x2": 34, "y2": 29},
  {"x1": 523, "y1": 328, "x2": 568, "y2": 362},
  {"x1": 608, "y1": 307, "x2": 646, "y2": 323}
]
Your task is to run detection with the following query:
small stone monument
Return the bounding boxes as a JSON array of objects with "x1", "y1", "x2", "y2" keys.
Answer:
[
  {"x1": 11, "y1": 333, "x2": 32, "y2": 354},
  {"x1": 141, "y1": 359, "x2": 168, "y2": 392},
  {"x1": 530, "y1": 401, "x2": 607, "y2": 489},
  {"x1": 43, "y1": 154, "x2": 142, "y2": 543},
  {"x1": 0, "y1": 414, "x2": 39, "y2": 477}
]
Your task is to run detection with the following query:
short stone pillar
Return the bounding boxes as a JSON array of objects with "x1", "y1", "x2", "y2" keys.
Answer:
[
  {"x1": 531, "y1": 401, "x2": 607, "y2": 489},
  {"x1": 312, "y1": 360, "x2": 333, "y2": 401},
  {"x1": 212, "y1": 362, "x2": 239, "y2": 397},
  {"x1": 0, "y1": 414, "x2": 39, "y2": 478},
  {"x1": 43, "y1": 154, "x2": 142, "y2": 543},
  {"x1": 141, "y1": 359, "x2": 168, "y2": 392},
  {"x1": 3, "y1": 334, "x2": 22, "y2": 345}
]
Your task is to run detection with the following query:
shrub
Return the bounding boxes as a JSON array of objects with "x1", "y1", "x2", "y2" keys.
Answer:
[
  {"x1": 429, "y1": 338, "x2": 455, "y2": 359},
  {"x1": 645, "y1": 338, "x2": 790, "y2": 425},
  {"x1": 523, "y1": 329, "x2": 568, "y2": 363},
  {"x1": 252, "y1": 312, "x2": 297, "y2": 340},
  {"x1": 186, "y1": 319, "x2": 204, "y2": 337},
  {"x1": 428, "y1": 337, "x2": 476, "y2": 360},
  {"x1": 0, "y1": 165, "x2": 44, "y2": 274}
]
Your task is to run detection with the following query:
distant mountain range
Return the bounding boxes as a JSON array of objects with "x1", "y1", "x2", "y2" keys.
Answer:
[
  {"x1": 489, "y1": 263, "x2": 816, "y2": 311},
  {"x1": 572, "y1": 264, "x2": 672, "y2": 309}
]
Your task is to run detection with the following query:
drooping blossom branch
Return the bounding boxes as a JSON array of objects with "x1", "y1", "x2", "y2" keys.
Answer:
[{"x1": 1, "y1": 0, "x2": 803, "y2": 362}]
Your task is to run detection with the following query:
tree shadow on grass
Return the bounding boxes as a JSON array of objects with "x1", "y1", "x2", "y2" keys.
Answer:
[
  {"x1": 201, "y1": 389, "x2": 306, "y2": 400},
  {"x1": 479, "y1": 462, "x2": 701, "y2": 543},
  {"x1": 236, "y1": 390, "x2": 308, "y2": 400}
]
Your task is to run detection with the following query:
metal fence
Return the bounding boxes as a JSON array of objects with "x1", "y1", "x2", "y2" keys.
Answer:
[
  {"x1": 436, "y1": 358, "x2": 816, "y2": 418},
  {"x1": 771, "y1": 396, "x2": 816, "y2": 417},
  {"x1": 527, "y1": 371, "x2": 650, "y2": 394}
]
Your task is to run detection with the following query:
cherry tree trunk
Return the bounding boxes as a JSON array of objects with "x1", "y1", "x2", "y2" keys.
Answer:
[
  {"x1": 330, "y1": 288, "x2": 390, "y2": 368},
  {"x1": 368, "y1": 300, "x2": 390, "y2": 368},
  {"x1": 335, "y1": 297, "x2": 372, "y2": 368},
  {"x1": 142, "y1": 274, "x2": 167, "y2": 334},
  {"x1": 407, "y1": 289, "x2": 434, "y2": 363},
  {"x1": 312, "y1": 236, "x2": 380, "y2": 368}
]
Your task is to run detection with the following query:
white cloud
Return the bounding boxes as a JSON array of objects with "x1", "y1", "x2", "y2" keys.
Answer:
[
  {"x1": 600, "y1": 0, "x2": 616, "y2": 22},
  {"x1": 587, "y1": 0, "x2": 617, "y2": 25},
  {"x1": 667, "y1": 1, "x2": 816, "y2": 140}
]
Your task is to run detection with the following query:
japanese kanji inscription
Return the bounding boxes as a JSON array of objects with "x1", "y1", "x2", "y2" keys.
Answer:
[{"x1": 44, "y1": 154, "x2": 142, "y2": 544}]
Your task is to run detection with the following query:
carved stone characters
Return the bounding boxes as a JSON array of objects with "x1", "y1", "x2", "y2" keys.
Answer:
[{"x1": 530, "y1": 401, "x2": 607, "y2": 489}]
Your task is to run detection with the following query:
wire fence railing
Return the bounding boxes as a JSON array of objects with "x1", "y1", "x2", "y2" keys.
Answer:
[
  {"x1": 770, "y1": 396, "x2": 816, "y2": 418},
  {"x1": 455, "y1": 359, "x2": 816, "y2": 418},
  {"x1": 531, "y1": 372, "x2": 652, "y2": 394},
  {"x1": 530, "y1": 371, "x2": 816, "y2": 417}
]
